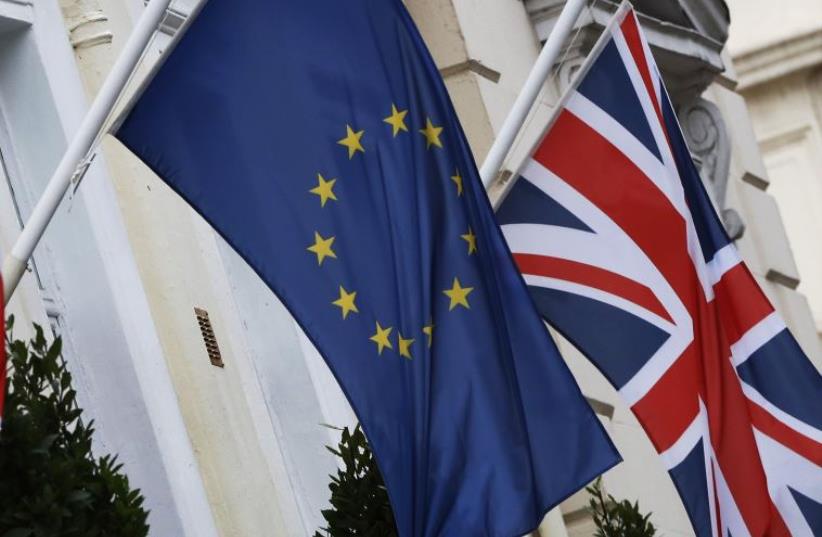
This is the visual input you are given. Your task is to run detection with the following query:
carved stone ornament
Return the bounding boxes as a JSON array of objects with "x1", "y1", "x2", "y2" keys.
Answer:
[
  {"x1": 555, "y1": 55, "x2": 586, "y2": 95},
  {"x1": 678, "y1": 98, "x2": 745, "y2": 240}
]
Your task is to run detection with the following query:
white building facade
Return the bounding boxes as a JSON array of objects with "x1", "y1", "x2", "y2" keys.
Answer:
[
  {"x1": 725, "y1": 0, "x2": 822, "y2": 355},
  {"x1": 0, "y1": 1, "x2": 818, "y2": 536}
]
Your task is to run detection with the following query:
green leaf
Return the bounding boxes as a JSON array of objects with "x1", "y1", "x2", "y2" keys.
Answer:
[
  {"x1": 0, "y1": 321, "x2": 150, "y2": 536},
  {"x1": 586, "y1": 478, "x2": 656, "y2": 537},
  {"x1": 315, "y1": 424, "x2": 398, "y2": 536},
  {"x1": 2, "y1": 528, "x2": 33, "y2": 537}
]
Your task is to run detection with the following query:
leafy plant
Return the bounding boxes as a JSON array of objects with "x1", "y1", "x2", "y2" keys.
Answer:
[
  {"x1": 315, "y1": 428, "x2": 656, "y2": 537},
  {"x1": 0, "y1": 316, "x2": 149, "y2": 537},
  {"x1": 315, "y1": 425, "x2": 397, "y2": 537},
  {"x1": 587, "y1": 477, "x2": 656, "y2": 537}
]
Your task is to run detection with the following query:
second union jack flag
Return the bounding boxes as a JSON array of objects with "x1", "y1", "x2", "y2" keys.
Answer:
[{"x1": 498, "y1": 3, "x2": 822, "y2": 536}]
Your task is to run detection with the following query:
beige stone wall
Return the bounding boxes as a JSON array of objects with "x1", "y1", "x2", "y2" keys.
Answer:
[
  {"x1": 406, "y1": 0, "x2": 561, "y2": 183},
  {"x1": 726, "y1": 0, "x2": 822, "y2": 358},
  {"x1": 725, "y1": 0, "x2": 822, "y2": 56},
  {"x1": 57, "y1": 1, "x2": 303, "y2": 535},
  {"x1": 705, "y1": 78, "x2": 822, "y2": 363}
]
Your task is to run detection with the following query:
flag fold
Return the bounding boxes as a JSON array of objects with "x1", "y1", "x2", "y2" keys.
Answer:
[
  {"x1": 499, "y1": 4, "x2": 822, "y2": 536},
  {"x1": 115, "y1": 1, "x2": 620, "y2": 535}
]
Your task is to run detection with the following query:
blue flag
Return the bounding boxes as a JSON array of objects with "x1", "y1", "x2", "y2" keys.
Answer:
[{"x1": 115, "y1": 1, "x2": 619, "y2": 534}]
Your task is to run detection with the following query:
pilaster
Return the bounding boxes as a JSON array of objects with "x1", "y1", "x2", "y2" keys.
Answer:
[
  {"x1": 68, "y1": 0, "x2": 312, "y2": 530},
  {"x1": 405, "y1": 0, "x2": 498, "y2": 164}
]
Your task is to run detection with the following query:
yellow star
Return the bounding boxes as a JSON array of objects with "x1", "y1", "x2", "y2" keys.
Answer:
[
  {"x1": 332, "y1": 286, "x2": 359, "y2": 319},
  {"x1": 307, "y1": 232, "x2": 337, "y2": 265},
  {"x1": 422, "y1": 322, "x2": 434, "y2": 348},
  {"x1": 397, "y1": 333, "x2": 414, "y2": 359},
  {"x1": 451, "y1": 170, "x2": 463, "y2": 196},
  {"x1": 338, "y1": 125, "x2": 365, "y2": 159},
  {"x1": 443, "y1": 277, "x2": 474, "y2": 311},
  {"x1": 369, "y1": 322, "x2": 393, "y2": 355},
  {"x1": 461, "y1": 228, "x2": 477, "y2": 255},
  {"x1": 309, "y1": 173, "x2": 337, "y2": 207},
  {"x1": 419, "y1": 117, "x2": 443, "y2": 149},
  {"x1": 383, "y1": 104, "x2": 409, "y2": 137}
]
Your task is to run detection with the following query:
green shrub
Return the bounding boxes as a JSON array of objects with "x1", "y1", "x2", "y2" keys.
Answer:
[
  {"x1": 587, "y1": 477, "x2": 656, "y2": 537},
  {"x1": 0, "y1": 317, "x2": 149, "y2": 537},
  {"x1": 315, "y1": 425, "x2": 397, "y2": 537},
  {"x1": 315, "y1": 426, "x2": 657, "y2": 537}
]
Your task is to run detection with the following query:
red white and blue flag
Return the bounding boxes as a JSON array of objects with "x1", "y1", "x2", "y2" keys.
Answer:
[{"x1": 498, "y1": 4, "x2": 822, "y2": 536}]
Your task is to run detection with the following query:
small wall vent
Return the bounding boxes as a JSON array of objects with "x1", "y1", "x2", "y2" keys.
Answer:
[{"x1": 195, "y1": 307, "x2": 224, "y2": 368}]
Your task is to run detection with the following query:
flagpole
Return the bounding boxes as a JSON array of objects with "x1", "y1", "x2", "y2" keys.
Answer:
[
  {"x1": 479, "y1": 0, "x2": 587, "y2": 188},
  {"x1": 1, "y1": 0, "x2": 172, "y2": 304}
]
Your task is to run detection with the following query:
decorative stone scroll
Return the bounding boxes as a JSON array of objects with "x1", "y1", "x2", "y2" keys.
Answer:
[{"x1": 679, "y1": 98, "x2": 745, "y2": 240}]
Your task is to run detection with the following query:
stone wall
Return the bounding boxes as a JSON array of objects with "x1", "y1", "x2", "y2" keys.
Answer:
[{"x1": 726, "y1": 0, "x2": 822, "y2": 359}]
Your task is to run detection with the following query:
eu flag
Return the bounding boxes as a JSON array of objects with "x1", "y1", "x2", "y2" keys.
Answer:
[{"x1": 115, "y1": 1, "x2": 619, "y2": 534}]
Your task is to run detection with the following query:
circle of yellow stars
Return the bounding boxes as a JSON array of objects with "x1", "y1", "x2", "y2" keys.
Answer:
[{"x1": 307, "y1": 104, "x2": 478, "y2": 362}]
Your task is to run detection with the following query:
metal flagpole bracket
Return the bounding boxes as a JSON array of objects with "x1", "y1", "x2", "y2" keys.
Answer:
[
  {"x1": 479, "y1": 0, "x2": 588, "y2": 189},
  {"x1": 491, "y1": 0, "x2": 632, "y2": 210},
  {"x1": 70, "y1": 152, "x2": 97, "y2": 195},
  {"x1": 110, "y1": 1, "x2": 209, "y2": 135}
]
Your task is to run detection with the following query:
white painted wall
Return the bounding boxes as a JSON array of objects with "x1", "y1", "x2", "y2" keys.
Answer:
[
  {"x1": 762, "y1": 135, "x2": 822, "y2": 324},
  {"x1": 726, "y1": 0, "x2": 822, "y2": 353},
  {"x1": 216, "y1": 239, "x2": 357, "y2": 532},
  {"x1": 66, "y1": 0, "x2": 356, "y2": 533},
  {"x1": 0, "y1": 1, "x2": 208, "y2": 534}
]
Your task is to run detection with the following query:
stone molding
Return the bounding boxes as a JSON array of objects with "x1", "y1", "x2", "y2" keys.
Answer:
[
  {"x1": 733, "y1": 28, "x2": 822, "y2": 91},
  {"x1": 679, "y1": 98, "x2": 731, "y2": 203},
  {"x1": 0, "y1": 0, "x2": 32, "y2": 31},
  {"x1": 440, "y1": 59, "x2": 501, "y2": 84},
  {"x1": 678, "y1": 0, "x2": 729, "y2": 43},
  {"x1": 767, "y1": 269, "x2": 800, "y2": 291},
  {"x1": 526, "y1": 0, "x2": 741, "y2": 238},
  {"x1": 585, "y1": 396, "x2": 615, "y2": 420},
  {"x1": 60, "y1": 1, "x2": 113, "y2": 50},
  {"x1": 525, "y1": 0, "x2": 726, "y2": 103},
  {"x1": 758, "y1": 124, "x2": 812, "y2": 154}
]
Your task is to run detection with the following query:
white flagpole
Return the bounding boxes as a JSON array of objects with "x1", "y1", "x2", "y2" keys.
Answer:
[
  {"x1": 1, "y1": 0, "x2": 173, "y2": 304},
  {"x1": 479, "y1": 0, "x2": 588, "y2": 188}
]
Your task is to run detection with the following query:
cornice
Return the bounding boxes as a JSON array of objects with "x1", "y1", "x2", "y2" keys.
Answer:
[
  {"x1": 678, "y1": 0, "x2": 729, "y2": 44},
  {"x1": 440, "y1": 59, "x2": 501, "y2": 83},
  {"x1": 733, "y1": 28, "x2": 822, "y2": 91},
  {"x1": 526, "y1": 0, "x2": 726, "y2": 103},
  {"x1": 0, "y1": 0, "x2": 33, "y2": 33}
]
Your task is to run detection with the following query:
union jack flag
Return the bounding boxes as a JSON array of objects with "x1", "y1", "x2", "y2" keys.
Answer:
[{"x1": 498, "y1": 4, "x2": 822, "y2": 536}]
